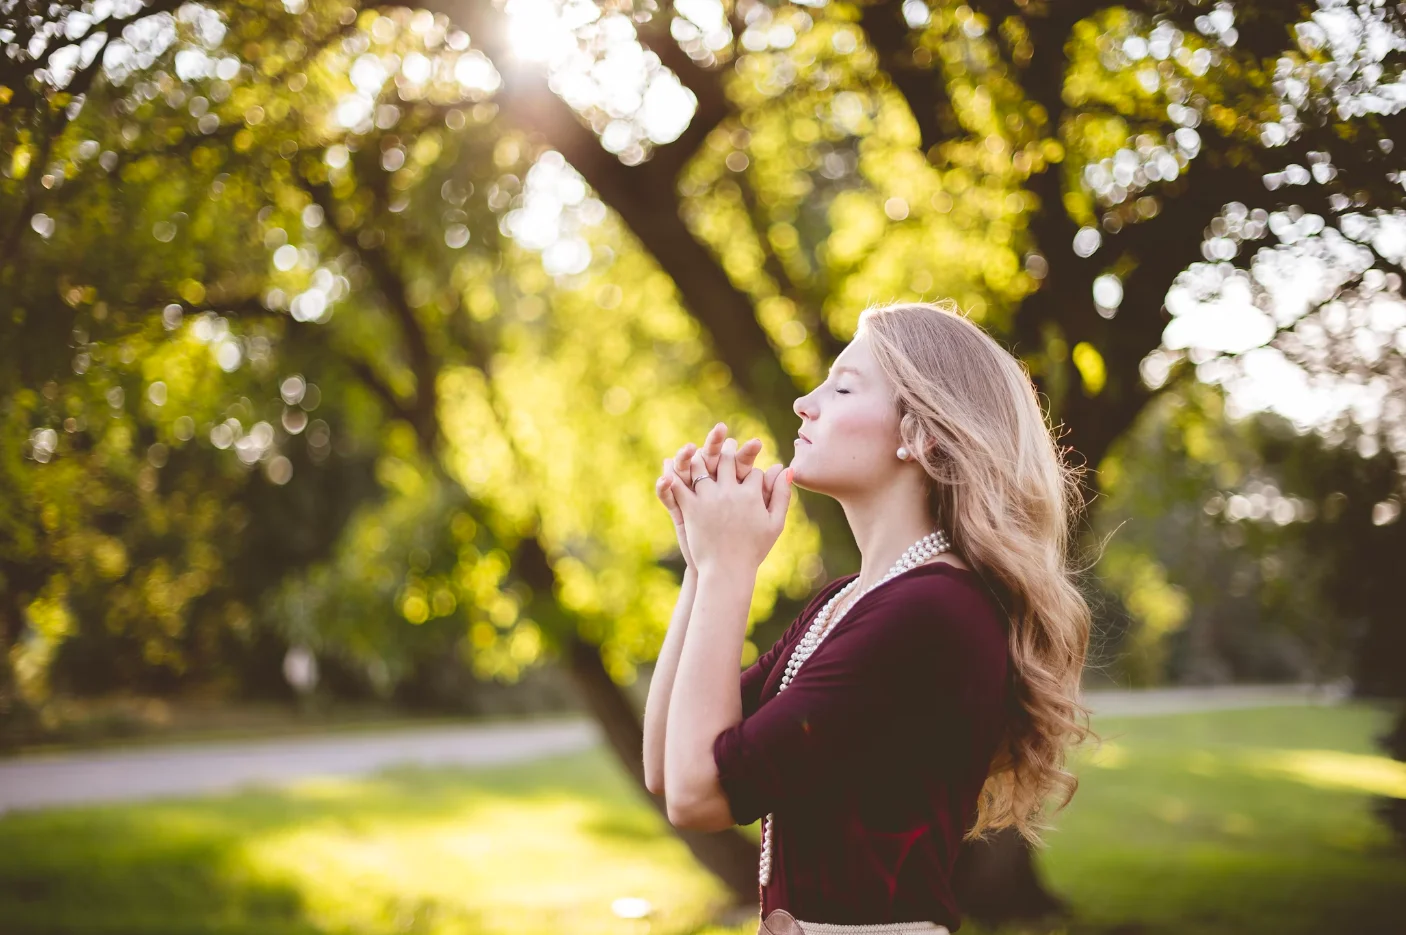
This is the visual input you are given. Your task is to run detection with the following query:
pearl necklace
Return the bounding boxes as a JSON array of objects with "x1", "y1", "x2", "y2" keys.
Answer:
[{"x1": 758, "y1": 529, "x2": 952, "y2": 888}]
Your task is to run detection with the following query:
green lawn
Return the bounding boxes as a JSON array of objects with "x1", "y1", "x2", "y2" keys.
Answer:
[
  {"x1": 1, "y1": 704, "x2": 1403, "y2": 935},
  {"x1": 1032, "y1": 703, "x2": 1406, "y2": 935}
]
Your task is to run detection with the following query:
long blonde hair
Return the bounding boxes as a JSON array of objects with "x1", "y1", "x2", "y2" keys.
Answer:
[{"x1": 860, "y1": 299, "x2": 1094, "y2": 847}]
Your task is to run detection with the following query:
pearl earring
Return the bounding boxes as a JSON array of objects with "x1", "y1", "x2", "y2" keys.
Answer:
[{"x1": 897, "y1": 446, "x2": 910, "y2": 460}]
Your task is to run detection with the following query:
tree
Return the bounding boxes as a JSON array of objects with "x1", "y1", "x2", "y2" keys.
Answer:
[
  {"x1": 402, "y1": 0, "x2": 1406, "y2": 917},
  {"x1": 1091, "y1": 378, "x2": 1360, "y2": 688},
  {"x1": 3, "y1": 0, "x2": 818, "y2": 897},
  {"x1": 7, "y1": 0, "x2": 1406, "y2": 921}
]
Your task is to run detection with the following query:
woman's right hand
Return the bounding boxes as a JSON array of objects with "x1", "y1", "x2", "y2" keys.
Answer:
[{"x1": 656, "y1": 423, "x2": 780, "y2": 568}]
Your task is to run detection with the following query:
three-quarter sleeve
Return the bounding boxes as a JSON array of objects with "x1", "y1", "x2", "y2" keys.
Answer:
[
  {"x1": 739, "y1": 577, "x2": 852, "y2": 718},
  {"x1": 713, "y1": 568, "x2": 1009, "y2": 827}
]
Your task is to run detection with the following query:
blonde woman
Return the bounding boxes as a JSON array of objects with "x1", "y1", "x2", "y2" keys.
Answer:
[{"x1": 643, "y1": 301, "x2": 1093, "y2": 935}]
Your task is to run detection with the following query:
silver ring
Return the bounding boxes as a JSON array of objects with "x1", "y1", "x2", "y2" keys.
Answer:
[{"x1": 691, "y1": 474, "x2": 714, "y2": 491}]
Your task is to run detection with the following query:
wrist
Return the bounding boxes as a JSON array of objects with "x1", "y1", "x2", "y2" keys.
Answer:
[{"x1": 695, "y1": 557, "x2": 760, "y2": 585}]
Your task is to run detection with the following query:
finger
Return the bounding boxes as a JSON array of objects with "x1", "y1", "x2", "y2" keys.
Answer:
[
  {"x1": 702, "y1": 422, "x2": 727, "y2": 477},
  {"x1": 658, "y1": 460, "x2": 683, "y2": 521},
  {"x1": 672, "y1": 442, "x2": 697, "y2": 481},
  {"x1": 685, "y1": 450, "x2": 712, "y2": 501},
  {"x1": 767, "y1": 466, "x2": 794, "y2": 525},
  {"x1": 675, "y1": 456, "x2": 702, "y2": 509},
  {"x1": 656, "y1": 461, "x2": 671, "y2": 500},
  {"x1": 664, "y1": 476, "x2": 687, "y2": 520},
  {"x1": 761, "y1": 463, "x2": 783, "y2": 506},
  {"x1": 735, "y1": 437, "x2": 762, "y2": 482},
  {"x1": 716, "y1": 436, "x2": 737, "y2": 483},
  {"x1": 660, "y1": 481, "x2": 682, "y2": 522}
]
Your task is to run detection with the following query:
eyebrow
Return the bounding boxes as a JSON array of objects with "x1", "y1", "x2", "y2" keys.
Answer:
[{"x1": 829, "y1": 364, "x2": 862, "y2": 378}]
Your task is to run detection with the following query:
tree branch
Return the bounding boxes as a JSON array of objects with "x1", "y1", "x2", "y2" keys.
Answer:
[
  {"x1": 858, "y1": 0, "x2": 960, "y2": 155},
  {"x1": 634, "y1": 14, "x2": 732, "y2": 181},
  {"x1": 733, "y1": 167, "x2": 845, "y2": 363},
  {"x1": 1, "y1": 0, "x2": 184, "y2": 111},
  {"x1": 408, "y1": 0, "x2": 805, "y2": 444},
  {"x1": 299, "y1": 174, "x2": 442, "y2": 451}
]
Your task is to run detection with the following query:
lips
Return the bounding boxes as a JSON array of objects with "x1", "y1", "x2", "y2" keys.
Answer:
[{"x1": 796, "y1": 431, "x2": 812, "y2": 444}]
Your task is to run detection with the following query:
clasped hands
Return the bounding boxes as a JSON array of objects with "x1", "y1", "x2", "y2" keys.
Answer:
[{"x1": 654, "y1": 422, "x2": 794, "y2": 575}]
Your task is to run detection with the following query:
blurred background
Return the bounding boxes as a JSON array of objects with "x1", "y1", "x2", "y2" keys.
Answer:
[{"x1": 2, "y1": 0, "x2": 1405, "y2": 933}]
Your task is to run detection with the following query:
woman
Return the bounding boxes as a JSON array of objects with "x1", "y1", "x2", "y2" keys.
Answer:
[{"x1": 642, "y1": 301, "x2": 1093, "y2": 935}]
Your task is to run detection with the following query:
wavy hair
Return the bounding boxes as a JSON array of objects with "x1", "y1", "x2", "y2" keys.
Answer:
[{"x1": 859, "y1": 299, "x2": 1095, "y2": 847}]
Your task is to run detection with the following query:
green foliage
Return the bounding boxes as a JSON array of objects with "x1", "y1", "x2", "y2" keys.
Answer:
[
  {"x1": 1093, "y1": 381, "x2": 1348, "y2": 686},
  {"x1": 2, "y1": 1, "x2": 830, "y2": 722},
  {"x1": 1092, "y1": 375, "x2": 1406, "y2": 695}
]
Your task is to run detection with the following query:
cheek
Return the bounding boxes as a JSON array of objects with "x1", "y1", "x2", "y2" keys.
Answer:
[{"x1": 828, "y1": 403, "x2": 896, "y2": 454}]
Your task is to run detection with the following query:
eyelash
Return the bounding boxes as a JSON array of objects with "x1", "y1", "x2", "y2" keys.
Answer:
[{"x1": 835, "y1": 388, "x2": 851, "y2": 395}]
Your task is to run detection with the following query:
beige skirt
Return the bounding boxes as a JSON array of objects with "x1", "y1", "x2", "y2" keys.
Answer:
[{"x1": 760, "y1": 909, "x2": 950, "y2": 935}]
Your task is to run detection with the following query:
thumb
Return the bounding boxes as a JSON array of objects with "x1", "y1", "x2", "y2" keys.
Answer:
[
  {"x1": 660, "y1": 477, "x2": 683, "y2": 523},
  {"x1": 671, "y1": 470, "x2": 695, "y2": 513},
  {"x1": 767, "y1": 466, "x2": 794, "y2": 524}
]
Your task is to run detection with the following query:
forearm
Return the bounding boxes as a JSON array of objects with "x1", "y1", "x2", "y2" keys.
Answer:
[
  {"x1": 664, "y1": 561, "x2": 755, "y2": 830},
  {"x1": 642, "y1": 566, "x2": 698, "y2": 795}
]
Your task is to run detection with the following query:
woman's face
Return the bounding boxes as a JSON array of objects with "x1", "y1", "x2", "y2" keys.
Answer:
[{"x1": 790, "y1": 334, "x2": 902, "y2": 495}]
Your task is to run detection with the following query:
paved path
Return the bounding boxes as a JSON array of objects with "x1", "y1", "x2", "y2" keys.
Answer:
[
  {"x1": 0, "y1": 718, "x2": 600, "y2": 814},
  {"x1": 0, "y1": 683, "x2": 1345, "y2": 814},
  {"x1": 1084, "y1": 681, "x2": 1349, "y2": 716}
]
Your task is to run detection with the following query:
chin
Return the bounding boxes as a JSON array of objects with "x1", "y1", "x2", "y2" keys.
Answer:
[{"x1": 789, "y1": 461, "x2": 822, "y2": 493}]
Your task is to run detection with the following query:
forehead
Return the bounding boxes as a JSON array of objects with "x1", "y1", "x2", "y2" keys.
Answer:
[{"x1": 829, "y1": 339, "x2": 874, "y2": 378}]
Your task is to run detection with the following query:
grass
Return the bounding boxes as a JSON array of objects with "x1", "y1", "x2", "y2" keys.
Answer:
[
  {"x1": 1030, "y1": 703, "x2": 1406, "y2": 935},
  {"x1": 0, "y1": 703, "x2": 1403, "y2": 935},
  {"x1": 0, "y1": 748, "x2": 729, "y2": 935}
]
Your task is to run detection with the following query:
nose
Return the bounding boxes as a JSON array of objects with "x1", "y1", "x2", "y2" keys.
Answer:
[{"x1": 793, "y1": 394, "x2": 818, "y2": 442}]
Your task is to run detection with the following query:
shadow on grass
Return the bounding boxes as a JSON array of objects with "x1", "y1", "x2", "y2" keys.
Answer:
[
  {"x1": 1024, "y1": 706, "x2": 1406, "y2": 935},
  {"x1": 2, "y1": 812, "x2": 323, "y2": 935}
]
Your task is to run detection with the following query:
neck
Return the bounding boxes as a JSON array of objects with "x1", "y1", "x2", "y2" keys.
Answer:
[{"x1": 837, "y1": 473, "x2": 941, "y2": 593}]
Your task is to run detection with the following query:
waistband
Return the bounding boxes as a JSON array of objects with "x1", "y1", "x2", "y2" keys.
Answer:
[
  {"x1": 760, "y1": 909, "x2": 950, "y2": 935},
  {"x1": 797, "y1": 923, "x2": 949, "y2": 935}
]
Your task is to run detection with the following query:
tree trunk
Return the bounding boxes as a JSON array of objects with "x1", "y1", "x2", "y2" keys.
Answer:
[
  {"x1": 1375, "y1": 701, "x2": 1406, "y2": 850},
  {"x1": 564, "y1": 609, "x2": 1070, "y2": 923},
  {"x1": 563, "y1": 634, "x2": 763, "y2": 905},
  {"x1": 0, "y1": 566, "x2": 38, "y2": 750},
  {"x1": 951, "y1": 827, "x2": 1066, "y2": 926},
  {"x1": 417, "y1": 2, "x2": 1081, "y2": 919}
]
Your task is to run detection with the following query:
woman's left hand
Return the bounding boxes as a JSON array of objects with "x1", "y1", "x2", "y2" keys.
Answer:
[{"x1": 670, "y1": 437, "x2": 793, "y2": 575}]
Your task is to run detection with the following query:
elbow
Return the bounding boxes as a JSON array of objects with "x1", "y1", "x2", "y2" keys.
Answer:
[
  {"x1": 667, "y1": 800, "x2": 734, "y2": 833},
  {"x1": 644, "y1": 766, "x2": 665, "y2": 798},
  {"x1": 663, "y1": 783, "x2": 735, "y2": 832},
  {"x1": 666, "y1": 801, "x2": 701, "y2": 830}
]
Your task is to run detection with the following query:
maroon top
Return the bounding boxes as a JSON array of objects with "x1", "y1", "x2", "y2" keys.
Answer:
[{"x1": 712, "y1": 562, "x2": 1010, "y2": 929}]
